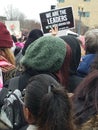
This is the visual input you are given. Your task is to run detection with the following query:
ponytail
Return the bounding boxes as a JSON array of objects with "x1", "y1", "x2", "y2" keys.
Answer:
[
  {"x1": 24, "y1": 74, "x2": 75, "y2": 130},
  {"x1": 37, "y1": 85, "x2": 74, "y2": 130}
]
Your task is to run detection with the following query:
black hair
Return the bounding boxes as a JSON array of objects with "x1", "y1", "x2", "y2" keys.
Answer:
[
  {"x1": 11, "y1": 35, "x2": 17, "y2": 43},
  {"x1": 60, "y1": 35, "x2": 81, "y2": 75},
  {"x1": 72, "y1": 70, "x2": 98, "y2": 125},
  {"x1": 24, "y1": 74, "x2": 75, "y2": 130}
]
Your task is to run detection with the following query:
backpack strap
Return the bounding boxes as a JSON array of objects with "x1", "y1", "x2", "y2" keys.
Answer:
[
  {"x1": 0, "y1": 87, "x2": 9, "y2": 107},
  {"x1": 8, "y1": 76, "x2": 20, "y2": 92}
]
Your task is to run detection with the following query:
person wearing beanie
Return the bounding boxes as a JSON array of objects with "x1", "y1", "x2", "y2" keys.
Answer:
[
  {"x1": 19, "y1": 35, "x2": 72, "y2": 91},
  {"x1": 0, "y1": 22, "x2": 13, "y2": 48},
  {"x1": 21, "y1": 35, "x2": 66, "y2": 73},
  {"x1": 2, "y1": 35, "x2": 72, "y2": 130},
  {"x1": 13, "y1": 29, "x2": 43, "y2": 76},
  {"x1": 0, "y1": 22, "x2": 16, "y2": 83},
  {"x1": 22, "y1": 29, "x2": 43, "y2": 55},
  {"x1": 4, "y1": 35, "x2": 71, "y2": 92}
]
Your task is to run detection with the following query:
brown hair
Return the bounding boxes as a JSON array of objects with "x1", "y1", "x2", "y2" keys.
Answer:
[
  {"x1": 55, "y1": 44, "x2": 72, "y2": 88},
  {"x1": 0, "y1": 48, "x2": 15, "y2": 65},
  {"x1": 81, "y1": 115, "x2": 98, "y2": 130}
]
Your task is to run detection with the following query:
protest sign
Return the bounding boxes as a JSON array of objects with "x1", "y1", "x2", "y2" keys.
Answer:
[
  {"x1": 40, "y1": 6, "x2": 74, "y2": 33},
  {"x1": 5, "y1": 21, "x2": 21, "y2": 37}
]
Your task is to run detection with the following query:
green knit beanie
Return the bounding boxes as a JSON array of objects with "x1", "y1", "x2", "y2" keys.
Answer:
[{"x1": 21, "y1": 35, "x2": 66, "y2": 73}]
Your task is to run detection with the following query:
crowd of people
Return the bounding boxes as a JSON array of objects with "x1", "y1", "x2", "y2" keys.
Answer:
[{"x1": 0, "y1": 21, "x2": 98, "y2": 130}]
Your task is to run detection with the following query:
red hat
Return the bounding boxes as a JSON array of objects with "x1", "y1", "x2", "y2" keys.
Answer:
[{"x1": 0, "y1": 22, "x2": 13, "y2": 48}]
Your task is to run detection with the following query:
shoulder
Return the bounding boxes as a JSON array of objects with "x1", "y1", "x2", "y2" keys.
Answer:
[
  {"x1": 82, "y1": 54, "x2": 96, "y2": 62},
  {"x1": 27, "y1": 125, "x2": 37, "y2": 130}
]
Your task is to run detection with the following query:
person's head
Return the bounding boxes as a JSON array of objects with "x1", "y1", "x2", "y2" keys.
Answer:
[
  {"x1": 72, "y1": 70, "x2": 98, "y2": 126},
  {"x1": 21, "y1": 35, "x2": 72, "y2": 87},
  {"x1": 84, "y1": 29, "x2": 98, "y2": 54},
  {"x1": 60, "y1": 35, "x2": 81, "y2": 75},
  {"x1": 0, "y1": 22, "x2": 15, "y2": 65},
  {"x1": 23, "y1": 74, "x2": 75, "y2": 130},
  {"x1": 73, "y1": 69, "x2": 98, "y2": 112},
  {"x1": 22, "y1": 29, "x2": 43, "y2": 55}
]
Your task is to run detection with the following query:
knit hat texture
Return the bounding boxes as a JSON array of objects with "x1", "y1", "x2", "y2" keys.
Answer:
[
  {"x1": 21, "y1": 36, "x2": 66, "y2": 73},
  {"x1": 0, "y1": 22, "x2": 13, "y2": 48}
]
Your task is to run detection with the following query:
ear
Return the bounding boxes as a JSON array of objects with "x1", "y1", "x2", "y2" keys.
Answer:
[{"x1": 23, "y1": 107, "x2": 35, "y2": 124}]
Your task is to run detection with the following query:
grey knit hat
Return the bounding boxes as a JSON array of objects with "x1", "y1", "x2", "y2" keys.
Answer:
[{"x1": 21, "y1": 35, "x2": 66, "y2": 73}]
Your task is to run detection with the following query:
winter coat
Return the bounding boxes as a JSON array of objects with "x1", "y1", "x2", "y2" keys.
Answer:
[
  {"x1": 77, "y1": 54, "x2": 96, "y2": 77},
  {"x1": 26, "y1": 125, "x2": 37, "y2": 130}
]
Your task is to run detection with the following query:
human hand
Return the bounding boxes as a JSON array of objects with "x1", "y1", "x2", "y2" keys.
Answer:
[{"x1": 49, "y1": 26, "x2": 58, "y2": 36}]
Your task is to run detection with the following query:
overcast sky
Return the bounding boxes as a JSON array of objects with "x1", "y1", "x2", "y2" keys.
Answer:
[{"x1": 0, "y1": 0, "x2": 57, "y2": 22}]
